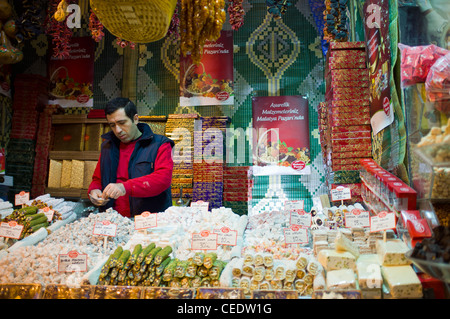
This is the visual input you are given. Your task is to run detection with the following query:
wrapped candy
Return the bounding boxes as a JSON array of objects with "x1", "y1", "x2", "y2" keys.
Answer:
[
  {"x1": 425, "y1": 52, "x2": 450, "y2": 113},
  {"x1": 398, "y1": 43, "x2": 449, "y2": 88},
  {"x1": 228, "y1": 0, "x2": 245, "y2": 31}
]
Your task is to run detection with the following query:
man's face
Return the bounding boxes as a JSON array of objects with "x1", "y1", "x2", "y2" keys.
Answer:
[{"x1": 106, "y1": 108, "x2": 140, "y2": 143}]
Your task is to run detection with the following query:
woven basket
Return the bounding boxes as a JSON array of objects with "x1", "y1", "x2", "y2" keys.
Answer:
[{"x1": 90, "y1": 0, "x2": 177, "y2": 43}]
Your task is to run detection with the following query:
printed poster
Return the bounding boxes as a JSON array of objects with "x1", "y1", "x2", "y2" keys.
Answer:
[
  {"x1": 252, "y1": 95, "x2": 311, "y2": 176},
  {"x1": 48, "y1": 36, "x2": 94, "y2": 108},
  {"x1": 364, "y1": 0, "x2": 393, "y2": 135},
  {"x1": 180, "y1": 30, "x2": 234, "y2": 106}
]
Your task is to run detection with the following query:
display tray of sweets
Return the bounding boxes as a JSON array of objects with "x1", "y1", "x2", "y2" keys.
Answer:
[
  {"x1": 326, "y1": 68, "x2": 370, "y2": 82},
  {"x1": 326, "y1": 91, "x2": 370, "y2": 102},
  {"x1": 329, "y1": 106, "x2": 370, "y2": 114},
  {"x1": 327, "y1": 98, "x2": 370, "y2": 107},
  {"x1": 326, "y1": 86, "x2": 370, "y2": 97},
  {"x1": 326, "y1": 79, "x2": 370, "y2": 88},
  {"x1": 329, "y1": 41, "x2": 366, "y2": 50},
  {"x1": 329, "y1": 136, "x2": 372, "y2": 147},
  {"x1": 330, "y1": 124, "x2": 371, "y2": 133},
  {"x1": 331, "y1": 163, "x2": 362, "y2": 172},
  {"x1": 327, "y1": 157, "x2": 368, "y2": 166},
  {"x1": 329, "y1": 49, "x2": 366, "y2": 58},
  {"x1": 330, "y1": 117, "x2": 371, "y2": 127},
  {"x1": 328, "y1": 111, "x2": 371, "y2": 122},
  {"x1": 329, "y1": 149, "x2": 372, "y2": 159},
  {"x1": 330, "y1": 130, "x2": 372, "y2": 139}
]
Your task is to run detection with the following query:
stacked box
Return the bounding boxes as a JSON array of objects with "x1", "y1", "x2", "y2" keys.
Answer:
[
  {"x1": 319, "y1": 42, "x2": 373, "y2": 204},
  {"x1": 165, "y1": 114, "x2": 197, "y2": 200},
  {"x1": 222, "y1": 166, "x2": 252, "y2": 215},
  {"x1": 6, "y1": 75, "x2": 48, "y2": 200},
  {"x1": 32, "y1": 105, "x2": 63, "y2": 197},
  {"x1": 192, "y1": 117, "x2": 229, "y2": 209}
]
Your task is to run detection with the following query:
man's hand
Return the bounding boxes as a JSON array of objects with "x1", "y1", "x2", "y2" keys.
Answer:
[
  {"x1": 102, "y1": 183, "x2": 126, "y2": 199},
  {"x1": 89, "y1": 189, "x2": 108, "y2": 206}
]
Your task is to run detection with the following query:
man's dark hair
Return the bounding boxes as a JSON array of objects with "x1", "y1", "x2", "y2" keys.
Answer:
[{"x1": 105, "y1": 97, "x2": 137, "y2": 120}]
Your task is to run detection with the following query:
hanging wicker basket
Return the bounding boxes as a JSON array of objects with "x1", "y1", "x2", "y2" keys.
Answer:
[{"x1": 89, "y1": 0, "x2": 177, "y2": 43}]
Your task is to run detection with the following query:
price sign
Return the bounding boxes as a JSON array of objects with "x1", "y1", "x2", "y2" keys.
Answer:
[
  {"x1": 345, "y1": 209, "x2": 370, "y2": 228},
  {"x1": 284, "y1": 225, "x2": 308, "y2": 244},
  {"x1": 0, "y1": 221, "x2": 24, "y2": 239},
  {"x1": 330, "y1": 186, "x2": 352, "y2": 202},
  {"x1": 14, "y1": 191, "x2": 29, "y2": 206},
  {"x1": 370, "y1": 211, "x2": 396, "y2": 232},
  {"x1": 190, "y1": 201, "x2": 209, "y2": 212},
  {"x1": 213, "y1": 227, "x2": 237, "y2": 246},
  {"x1": 285, "y1": 200, "x2": 304, "y2": 211},
  {"x1": 92, "y1": 221, "x2": 117, "y2": 237},
  {"x1": 58, "y1": 250, "x2": 88, "y2": 272},
  {"x1": 289, "y1": 210, "x2": 312, "y2": 228},
  {"x1": 134, "y1": 211, "x2": 157, "y2": 230},
  {"x1": 39, "y1": 207, "x2": 54, "y2": 222},
  {"x1": 191, "y1": 230, "x2": 217, "y2": 250}
]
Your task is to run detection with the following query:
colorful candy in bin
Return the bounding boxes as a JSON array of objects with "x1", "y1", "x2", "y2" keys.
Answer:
[{"x1": 425, "y1": 52, "x2": 450, "y2": 113}]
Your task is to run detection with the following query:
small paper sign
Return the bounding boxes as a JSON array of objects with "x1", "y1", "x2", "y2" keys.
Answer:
[
  {"x1": 289, "y1": 210, "x2": 312, "y2": 228},
  {"x1": 14, "y1": 191, "x2": 29, "y2": 206},
  {"x1": 39, "y1": 207, "x2": 54, "y2": 222},
  {"x1": 285, "y1": 200, "x2": 304, "y2": 211},
  {"x1": 58, "y1": 250, "x2": 88, "y2": 272},
  {"x1": 213, "y1": 227, "x2": 237, "y2": 246},
  {"x1": 0, "y1": 221, "x2": 24, "y2": 239},
  {"x1": 190, "y1": 201, "x2": 209, "y2": 212},
  {"x1": 191, "y1": 230, "x2": 218, "y2": 250},
  {"x1": 345, "y1": 209, "x2": 370, "y2": 228},
  {"x1": 331, "y1": 186, "x2": 352, "y2": 202},
  {"x1": 370, "y1": 211, "x2": 396, "y2": 232},
  {"x1": 134, "y1": 211, "x2": 157, "y2": 230},
  {"x1": 92, "y1": 221, "x2": 117, "y2": 237},
  {"x1": 284, "y1": 225, "x2": 308, "y2": 244}
]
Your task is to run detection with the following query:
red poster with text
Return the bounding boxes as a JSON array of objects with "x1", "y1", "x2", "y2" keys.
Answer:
[
  {"x1": 252, "y1": 95, "x2": 311, "y2": 175},
  {"x1": 180, "y1": 31, "x2": 233, "y2": 106},
  {"x1": 48, "y1": 36, "x2": 94, "y2": 108}
]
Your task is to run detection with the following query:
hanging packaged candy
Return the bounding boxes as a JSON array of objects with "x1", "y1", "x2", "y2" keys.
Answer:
[
  {"x1": 228, "y1": 0, "x2": 245, "y2": 30},
  {"x1": 425, "y1": 52, "x2": 450, "y2": 113},
  {"x1": 398, "y1": 43, "x2": 449, "y2": 88}
]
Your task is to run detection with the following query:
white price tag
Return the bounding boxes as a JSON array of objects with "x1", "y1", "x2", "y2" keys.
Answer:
[
  {"x1": 331, "y1": 186, "x2": 352, "y2": 202},
  {"x1": 370, "y1": 211, "x2": 396, "y2": 232},
  {"x1": 289, "y1": 209, "x2": 312, "y2": 228},
  {"x1": 190, "y1": 200, "x2": 209, "y2": 212},
  {"x1": 284, "y1": 225, "x2": 308, "y2": 244},
  {"x1": 0, "y1": 221, "x2": 24, "y2": 239},
  {"x1": 39, "y1": 207, "x2": 54, "y2": 222},
  {"x1": 92, "y1": 221, "x2": 117, "y2": 237},
  {"x1": 345, "y1": 209, "x2": 370, "y2": 228},
  {"x1": 191, "y1": 230, "x2": 217, "y2": 251},
  {"x1": 134, "y1": 211, "x2": 157, "y2": 230},
  {"x1": 213, "y1": 227, "x2": 237, "y2": 246},
  {"x1": 14, "y1": 191, "x2": 29, "y2": 206},
  {"x1": 58, "y1": 250, "x2": 88, "y2": 272},
  {"x1": 284, "y1": 200, "x2": 304, "y2": 211}
]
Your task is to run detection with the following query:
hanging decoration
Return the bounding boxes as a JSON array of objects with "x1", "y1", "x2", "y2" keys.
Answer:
[
  {"x1": 0, "y1": 0, "x2": 24, "y2": 64},
  {"x1": 323, "y1": 0, "x2": 349, "y2": 42},
  {"x1": 89, "y1": 0, "x2": 177, "y2": 44},
  {"x1": 228, "y1": 0, "x2": 245, "y2": 31},
  {"x1": 15, "y1": 0, "x2": 47, "y2": 41},
  {"x1": 88, "y1": 9, "x2": 104, "y2": 42},
  {"x1": 265, "y1": 0, "x2": 292, "y2": 20},
  {"x1": 167, "y1": 0, "x2": 180, "y2": 40},
  {"x1": 45, "y1": 0, "x2": 75, "y2": 59},
  {"x1": 179, "y1": 0, "x2": 226, "y2": 65},
  {"x1": 115, "y1": 37, "x2": 135, "y2": 49}
]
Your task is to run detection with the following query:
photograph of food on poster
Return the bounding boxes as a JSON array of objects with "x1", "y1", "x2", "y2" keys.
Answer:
[
  {"x1": 252, "y1": 95, "x2": 311, "y2": 176},
  {"x1": 180, "y1": 30, "x2": 233, "y2": 106},
  {"x1": 364, "y1": 0, "x2": 393, "y2": 135},
  {"x1": 48, "y1": 36, "x2": 94, "y2": 108}
]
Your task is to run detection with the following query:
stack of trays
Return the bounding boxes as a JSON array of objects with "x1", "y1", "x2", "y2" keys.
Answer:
[
  {"x1": 320, "y1": 41, "x2": 373, "y2": 203},
  {"x1": 192, "y1": 117, "x2": 229, "y2": 209},
  {"x1": 222, "y1": 166, "x2": 252, "y2": 215},
  {"x1": 165, "y1": 114, "x2": 197, "y2": 201},
  {"x1": 32, "y1": 105, "x2": 63, "y2": 197},
  {"x1": 6, "y1": 75, "x2": 48, "y2": 198}
]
